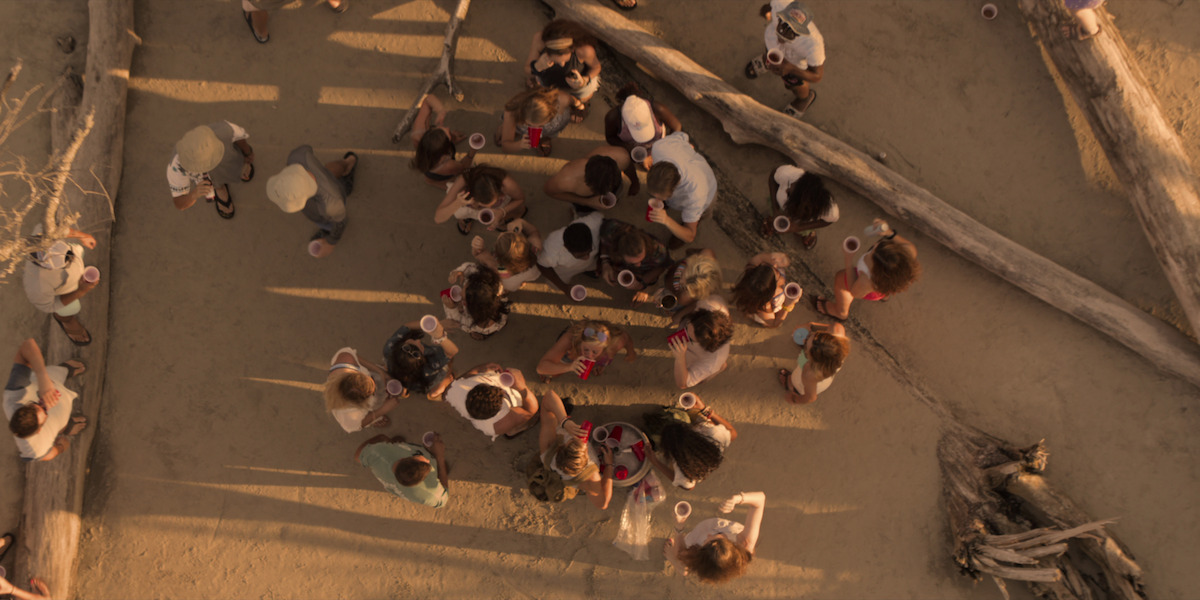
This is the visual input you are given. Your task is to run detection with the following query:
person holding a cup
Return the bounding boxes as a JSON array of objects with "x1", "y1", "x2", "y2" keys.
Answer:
[
  {"x1": 383, "y1": 318, "x2": 459, "y2": 402},
  {"x1": 604, "y1": 83, "x2": 682, "y2": 159},
  {"x1": 745, "y1": 1, "x2": 825, "y2": 118},
  {"x1": 524, "y1": 20, "x2": 602, "y2": 122},
  {"x1": 22, "y1": 224, "x2": 100, "y2": 346},
  {"x1": 812, "y1": 220, "x2": 921, "y2": 320},
  {"x1": 442, "y1": 263, "x2": 510, "y2": 340},
  {"x1": 634, "y1": 248, "x2": 723, "y2": 323},
  {"x1": 496, "y1": 87, "x2": 573, "y2": 156},
  {"x1": 354, "y1": 432, "x2": 450, "y2": 508},
  {"x1": 670, "y1": 296, "x2": 735, "y2": 389},
  {"x1": 536, "y1": 390, "x2": 614, "y2": 510},
  {"x1": 324, "y1": 347, "x2": 398, "y2": 433},
  {"x1": 778, "y1": 321, "x2": 850, "y2": 405},
  {"x1": 166, "y1": 121, "x2": 255, "y2": 219},
  {"x1": 664, "y1": 491, "x2": 766, "y2": 583},
  {"x1": 732, "y1": 252, "x2": 800, "y2": 327},
  {"x1": 536, "y1": 320, "x2": 637, "y2": 381},
  {"x1": 266, "y1": 145, "x2": 359, "y2": 258},
  {"x1": 543, "y1": 145, "x2": 639, "y2": 210},
  {"x1": 763, "y1": 166, "x2": 837, "y2": 249},
  {"x1": 0, "y1": 572, "x2": 50, "y2": 600},
  {"x1": 536, "y1": 212, "x2": 603, "y2": 300},
  {"x1": 435, "y1": 165, "x2": 526, "y2": 235},
  {"x1": 597, "y1": 219, "x2": 672, "y2": 292},
  {"x1": 646, "y1": 395, "x2": 737, "y2": 490},
  {"x1": 409, "y1": 95, "x2": 477, "y2": 190},
  {"x1": 4, "y1": 338, "x2": 88, "y2": 462},
  {"x1": 470, "y1": 219, "x2": 544, "y2": 292},
  {"x1": 444, "y1": 364, "x2": 539, "y2": 440},
  {"x1": 646, "y1": 132, "x2": 717, "y2": 247}
]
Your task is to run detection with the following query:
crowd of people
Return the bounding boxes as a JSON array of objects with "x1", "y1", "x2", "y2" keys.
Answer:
[{"x1": 5, "y1": 1, "x2": 927, "y2": 587}]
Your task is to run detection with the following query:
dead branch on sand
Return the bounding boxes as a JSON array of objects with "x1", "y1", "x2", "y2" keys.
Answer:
[{"x1": 390, "y1": 0, "x2": 472, "y2": 143}]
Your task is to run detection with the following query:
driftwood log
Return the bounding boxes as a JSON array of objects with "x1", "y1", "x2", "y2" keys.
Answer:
[
  {"x1": 390, "y1": 0, "x2": 471, "y2": 143},
  {"x1": 1018, "y1": 0, "x2": 1200, "y2": 339},
  {"x1": 13, "y1": 1, "x2": 136, "y2": 598},
  {"x1": 542, "y1": 0, "x2": 1200, "y2": 391}
]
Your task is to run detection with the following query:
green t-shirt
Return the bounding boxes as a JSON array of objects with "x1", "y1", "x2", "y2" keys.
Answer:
[{"x1": 359, "y1": 442, "x2": 447, "y2": 508}]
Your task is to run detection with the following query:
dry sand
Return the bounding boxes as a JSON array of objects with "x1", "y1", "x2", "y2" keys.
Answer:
[{"x1": 2, "y1": 0, "x2": 1200, "y2": 599}]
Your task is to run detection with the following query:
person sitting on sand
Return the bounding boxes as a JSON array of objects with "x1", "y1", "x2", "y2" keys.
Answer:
[
  {"x1": 812, "y1": 220, "x2": 920, "y2": 321},
  {"x1": 779, "y1": 321, "x2": 849, "y2": 405},
  {"x1": 731, "y1": 252, "x2": 800, "y2": 327},
  {"x1": 665, "y1": 491, "x2": 766, "y2": 583},
  {"x1": 324, "y1": 347, "x2": 398, "y2": 433},
  {"x1": 524, "y1": 20, "x2": 602, "y2": 122},
  {"x1": 597, "y1": 219, "x2": 672, "y2": 292},
  {"x1": 647, "y1": 132, "x2": 717, "y2": 247},
  {"x1": 354, "y1": 432, "x2": 449, "y2": 508},
  {"x1": 383, "y1": 318, "x2": 459, "y2": 402},
  {"x1": 634, "y1": 248, "x2": 722, "y2": 321},
  {"x1": 470, "y1": 219, "x2": 543, "y2": 292},
  {"x1": 442, "y1": 262, "x2": 511, "y2": 340},
  {"x1": 763, "y1": 166, "x2": 837, "y2": 249},
  {"x1": 23, "y1": 224, "x2": 99, "y2": 346},
  {"x1": 604, "y1": 83, "x2": 682, "y2": 158},
  {"x1": 536, "y1": 212, "x2": 604, "y2": 299},
  {"x1": 645, "y1": 395, "x2": 737, "y2": 490},
  {"x1": 266, "y1": 145, "x2": 359, "y2": 258},
  {"x1": 435, "y1": 165, "x2": 526, "y2": 235},
  {"x1": 543, "y1": 145, "x2": 639, "y2": 211},
  {"x1": 536, "y1": 320, "x2": 637, "y2": 381},
  {"x1": 444, "y1": 364, "x2": 540, "y2": 440},
  {"x1": 745, "y1": 1, "x2": 825, "y2": 118},
  {"x1": 410, "y1": 95, "x2": 477, "y2": 190},
  {"x1": 496, "y1": 87, "x2": 573, "y2": 157},
  {"x1": 4, "y1": 338, "x2": 87, "y2": 462},
  {"x1": 669, "y1": 296, "x2": 735, "y2": 389},
  {"x1": 537, "y1": 390, "x2": 614, "y2": 509},
  {"x1": 167, "y1": 121, "x2": 255, "y2": 219}
]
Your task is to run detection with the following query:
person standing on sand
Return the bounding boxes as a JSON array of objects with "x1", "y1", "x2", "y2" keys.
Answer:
[
  {"x1": 23, "y1": 224, "x2": 99, "y2": 346},
  {"x1": 4, "y1": 338, "x2": 88, "y2": 462},
  {"x1": 266, "y1": 145, "x2": 359, "y2": 258},
  {"x1": 745, "y1": 1, "x2": 825, "y2": 118},
  {"x1": 355, "y1": 432, "x2": 450, "y2": 508},
  {"x1": 646, "y1": 132, "x2": 717, "y2": 248},
  {"x1": 241, "y1": 0, "x2": 348, "y2": 44},
  {"x1": 167, "y1": 122, "x2": 255, "y2": 219},
  {"x1": 444, "y1": 364, "x2": 540, "y2": 440}
]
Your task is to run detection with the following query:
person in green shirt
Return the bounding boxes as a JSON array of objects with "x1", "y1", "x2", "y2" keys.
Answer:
[{"x1": 354, "y1": 433, "x2": 449, "y2": 508}]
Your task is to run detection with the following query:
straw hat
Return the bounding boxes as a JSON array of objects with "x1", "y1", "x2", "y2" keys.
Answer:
[
  {"x1": 176, "y1": 126, "x2": 225, "y2": 173},
  {"x1": 266, "y1": 164, "x2": 318, "y2": 213}
]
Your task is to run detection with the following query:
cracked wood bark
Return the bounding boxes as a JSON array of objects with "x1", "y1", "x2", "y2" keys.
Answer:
[
  {"x1": 13, "y1": 1, "x2": 135, "y2": 598},
  {"x1": 1017, "y1": 0, "x2": 1200, "y2": 339},
  {"x1": 390, "y1": 0, "x2": 471, "y2": 143},
  {"x1": 542, "y1": 0, "x2": 1200, "y2": 391}
]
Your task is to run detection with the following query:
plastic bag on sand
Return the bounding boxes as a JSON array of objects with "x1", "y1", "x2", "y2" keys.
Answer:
[{"x1": 613, "y1": 472, "x2": 665, "y2": 560}]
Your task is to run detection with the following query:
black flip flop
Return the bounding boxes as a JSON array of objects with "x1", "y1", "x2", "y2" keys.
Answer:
[
  {"x1": 54, "y1": 316, "x2": 91, "y2": 346},
  {"x1": 243, "y1": 11, "x2": 269, "y2": 44},
  {"x1": 214, "y1": 186, "x2": 235, "y2": 219},
  {"x1": 504, "y1": 411, "x2": 541, "y2": 439},
  {"x1": 66, "y1": 415, "x2": 88, "y2": 436},
  {"x1": 809, "y1": 295, "x2": 846, "y2": 322},
  {"x1": 341, "y1": 151, "x2": 358, "y2": 195},
  {"x1": 0, "y1": 532, "x2": 14, "y2": 563}
]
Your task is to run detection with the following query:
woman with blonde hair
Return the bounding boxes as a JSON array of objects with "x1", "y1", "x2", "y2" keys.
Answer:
[
  {"x1": 665, "y1": 491, "x2": 766, "y2": 583},
  {"x1": 324, "y1": 347, "x2": 398, "y2": 432},
  {"x1": 536, "y1": 319, "x2": 637, "y2": 381},
  {"x1": 633, "y1": 248, "x2": 722, "y2": 321},
  {"x1": 778, "y1": 321, "x2": 850, "y2": 404},
  {"x1": 470, "y1": 219, "x2": 543, "y2": 292},
  {"x1": 495, "y1": 87, "x2": 573, "y2": 156},
  {"x1": 536, "y1": 390, "x2": 614, "y2": 509}
]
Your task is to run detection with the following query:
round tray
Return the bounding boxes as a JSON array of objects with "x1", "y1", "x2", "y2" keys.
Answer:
[{"x1": 591, "y1": 421, "x2": 651, "y2": 488}]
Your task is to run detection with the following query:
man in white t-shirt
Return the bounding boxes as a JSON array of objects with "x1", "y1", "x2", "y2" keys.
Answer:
[
  {"x1": 537, "y1": 211, "x2": 604, "y2": 298},
  {"x1": 746, "y1": 1, "x2": 825, "y2": 118},
  {"x1": 668, "y1": 296, "x2": 734, "y2": 388},
  {"x1": 444, "y1": 364, "x2": 539, "y2": 440},
  {"x1": 647, "y1": 132, "x2": 717, "y2": 248}
]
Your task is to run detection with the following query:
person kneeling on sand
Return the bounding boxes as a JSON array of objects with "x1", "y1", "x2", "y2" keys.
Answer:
[
  {"x1": 645, "y1": 395, "x2": 737, "y2": 490},
  {"x1": 4, "y1": 338, "x2": 87, "y2": 462},
  {"x1": 444, "y1": 364, "x2": 539, "y2": 440},
  {"x1": 355, "y1": 432, "x2": 449, "y2": 508},
  {"x1": 543, "y1": 145, "x2": 639, "y2": 211},
  {"x1": 665, "y1": 491, "x2": 766, "y2": 583},
  {"x1": 669, "y1": 296, "x2": 734, "y2": 389},
  {"x1": 537, "y1": 390, "x2": 614, "y2": 510},
  {"x1": 267, "y1": 145, "x2": 359, "y2": 258}
]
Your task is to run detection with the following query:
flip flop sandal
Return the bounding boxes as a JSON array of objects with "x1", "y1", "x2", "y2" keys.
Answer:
[
  {"x1": 783, "y1": 90, "x2": 817, "y2": 119},
  {"x1": 456, "y1": 219, "x2": 473, "y2": 235},
  {"x1": 54, "y1": 316, "x2": 92, "y2": 346},
  {"x1": 759, "y1": 217, "x2": 776, "y2": 237},
  {"x1": 745, "y1": 55, "x2": 766, "y2": 79},
  {"x1": 808, "y1": 295, "x2": 846, "y2": 322},
  {"x1": 241, "y1": 162, "x2": 255, "y2": 182},
  {"x1": 777, "y1": 369, "x2": 793, "y2": 391},
  {"x1": 368, "y1": 414, "x2": 391, "y2": 429},
  {"x1": 609, "y1": 0, "x2": 637, "y2": 10},
  {"x1": 66, "y1": 415, "x2": 88, "y2": 436},
  {"x1": 329, "y1": 0, "x2": 349, "y2": 13},
  {"x1": 537, "y1": 138, "x2": 553, "y2": 157},
  {"x1": 570, "y1": 102, "x2": 591, "y2": 123},
  {"x1": 340, "y1": 151, "x2": 359, "y2": 195},
  {"x1": 0, "y1": 532, "x2": 14, "y2": 563},
  {"x1": 243, "y1": 11, "x2": 269, "y2": 43},
  {"x1": 800, "y1": 232, "x2": 818, "y2": 249},
  {"x1": 214, "y1": 187, "x2": 235, "y2": 219},
  {"x1": 60, "y1": 359, "x2": 87, "y2": 378}
]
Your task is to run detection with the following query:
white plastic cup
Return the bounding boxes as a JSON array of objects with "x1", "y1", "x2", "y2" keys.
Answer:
[
  {"x1": 674, "y1": 500, "x2": 692, "y2": 520},
  {"x1": 308, "y1": 240, "x2": 323, "y2": 257},
  {"x1": 678, "y1": 392, "x2": 698, "y2": 410},
  {"x1": 864, "y1": 220, "x2": 891, "y2": 237},
  {"x1": 477, "y1": 208, "x2": 495, "y2": 226},
  {"x1": 423, "y1": 431, "x2": 437, "y2": 447},
  {"x1": 498, "y1": 371, "x2": 516, "y2": 387},
  {"x1": 784, "y1": 282, "x2": 803, "y2": 301},
  {"x1": 592, "y1": 425, "x2": 609, "y2": 443},
  {"x1": 600, "y1": 192, "x2": 618, "y2": 209},
  {"x1": 449, "y1": 285, "x2": 463, "y2": 303},
  {"x1": 82, "y1": 266, "x2": 100, "y2": 283},
  {"x1": 773, "y1": 215, "x2": 791, "y2": 233},
  {"x1": 981, "y1": 3, "x2": 997, "y2": 20},
  {"x1": 570, "y1": 285, "x2": 587, "y2": 302},
  {"x1": 843, "y1": 236, "x2": 861, "y2": 253},
  {"x1": 766, "y1": 49, "x2": 783, "y2": 65},
  {"x1": 617, "y1": 270, "x2": 637, "y2": 288},
  {"x1": 386, "y1": 379, "x2": 404, "y2": 396},
  {"x1": 420, "y1": 314, "x2": 439, "y2": 333},
  {"x1": 469, "y1": 132, "x2": 486, "y2": 150},
  {"x1": 630, "y1": 146, "x2": 648, "y2": 162}
]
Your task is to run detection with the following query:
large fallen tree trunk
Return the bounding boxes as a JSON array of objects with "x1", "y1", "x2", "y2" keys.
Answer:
[
  {"x1": 544, "y1": 0, "x2": 1200, "y2": 390},
  {"x1": 13, "y1": 1, "x2": 136, "y2": 598},
  {"x1": 390, "y1": 0, "x2": 471, "y2": 143},
  {"x1": 1017, "y1": 0, "x2": 1200, "y2": 340}
]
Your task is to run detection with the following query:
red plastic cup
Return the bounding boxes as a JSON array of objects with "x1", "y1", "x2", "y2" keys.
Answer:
[
  {"x1": 767, "y1": 49, "x2": 783, "y2": 65},
  {"x1": 609, "y1": 425, "x2": 623, "y2": 443},
  {"x1": 528, "y1": 126, "x2": 543, "y2": 149},
  {"x1": 422, "y1": 431, "x2": 437, "y2": 447},
  {"x1": 773, "y1": 215, "x2": 791, "y2": 233},
  {"x1": 477, "y1": 208, "x2": 495, "y2": 225},
  {"x1": 630, "y1": 146, "x2": 648, "y2": 163},
  {"x1": 578, "y1": 420, "x2": 593, "y2": 440},
  {"x1": 678, "y1": 392, "x2": 698, "y2": 409},
  {"x1": 617, "y1": 270, "x2": 636, "y2": 288},
  {"x1": 843, "y1": 236, "x2": 861, "y2": 253},
  {"x1": 570, "y1": 285, "x2": 587, "y2": 302},
  {"x1": 578, "y1": 358, "x2": 596, "y2": 380},
  {"x1": 614, "y1": 465, "x2": 629, "y2": 480},
  {"x1": 82, "y1": 266, "x2": 100, "y2": 283},
  {"x1": 469, "y1": 132, "x2": 486, "y2": 150},
  {"x1": 630, "y1": 440, "x2": 646, "y2": 461},
  {"x1": 667, "y1": 328, "x2": 690, "y2": 346},
  {"x1": 785, "y1": 282, "x2": 803, "y2": 301},
  {"x1": 645, "y1": 198, "x2": 664, "y2": 223},
  {"x1": 600, "y1": 192, "x2": 618, "y2": 209},
  {"x1": 386, "y1": 379, "x2": 404, "y2": 396},
  {"x1": 420, "y1": 314, "x2": 439, "y2": 333}
]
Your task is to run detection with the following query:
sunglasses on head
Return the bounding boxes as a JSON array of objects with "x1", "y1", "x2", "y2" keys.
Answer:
[
  {"x1": 583, "y1": 327, "x2": 609, "y2": 343},
  {"x1": 402, "y1": 343, "x2": 423, "y2": 359}
]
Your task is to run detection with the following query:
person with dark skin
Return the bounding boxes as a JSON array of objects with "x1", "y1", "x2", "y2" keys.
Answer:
[{"x1": 746, "y1": 2, "x2": 826, "y2": 117}]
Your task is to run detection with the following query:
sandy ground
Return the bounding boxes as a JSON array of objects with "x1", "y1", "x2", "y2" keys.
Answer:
[{"x1": 2, "y1": 0, "x2": 1199, "y2": 598}]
